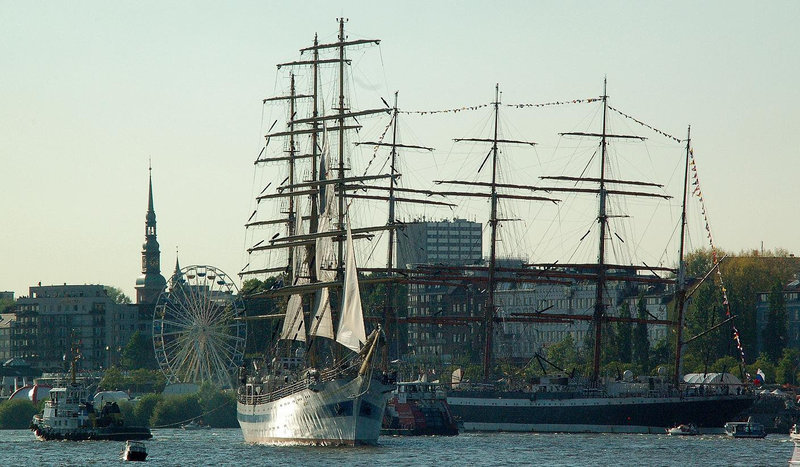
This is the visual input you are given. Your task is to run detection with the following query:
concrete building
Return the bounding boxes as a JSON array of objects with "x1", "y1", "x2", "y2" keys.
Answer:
[
  {"x1": 400, "y1": 218, "x2": 485, "y2": 363},
  {"x1": 0, "y1": 313, "x2": 16, "y2": 362},
  {"x1": 397, "y1": 218, "x2": 483, "y2": 267},
  {"x1": 755, "y1": 277, "x2": 800, "y2": 353},
  {"x1": 10, "y1": 284, "x2": 140, "y2": 371},
  {"x1": 495, "y1": 272, "x2": 670, "y2": 361}
]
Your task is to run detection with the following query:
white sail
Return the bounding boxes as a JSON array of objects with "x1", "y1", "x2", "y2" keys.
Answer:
[
  {"x1": 280, "y1": 192, "x2": 307, "y2": 342},
  {"x1": 336, "y1": 217, "x2": 367, "y2": 353},
  {"x1": 310, "y1": 127, "x2": 335, "y2": 339},
  {"x1": 280, "y1": 294, "x2": 306, "y2": 341}
]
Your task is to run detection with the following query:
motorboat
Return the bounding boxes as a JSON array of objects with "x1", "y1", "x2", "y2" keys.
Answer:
[
  {"x1": 666, "y1": 423, "x2": 699, "y2": 436},
  {"x1": 122, "y1": 441, "x2": 147, "y2": 462},
  {"x1": 724, "y1": 418, "x2": 767, "y2": 438}
]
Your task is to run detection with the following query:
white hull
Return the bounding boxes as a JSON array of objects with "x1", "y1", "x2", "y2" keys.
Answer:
[{"x1": 237, "y1": 374, "x2": 391, "y2": 446}]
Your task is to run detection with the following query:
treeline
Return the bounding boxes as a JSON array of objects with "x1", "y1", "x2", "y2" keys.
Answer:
[
  {"x1": 0, "y1": 399, "x2": 41, "y2": 429},
  {"x1": 119, "y1": 383, "x2": 237, "y2": 428}
]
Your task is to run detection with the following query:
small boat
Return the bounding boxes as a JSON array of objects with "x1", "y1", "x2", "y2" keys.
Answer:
[
  {"x1": 790, "y1": 424, "x2": 800, "y2": 443},
  {"x1": 181, "y1": 420, "x2": 210, "y2": 430},
  {"x1": 667, "y1": 423, "x2": 699, "y2": 436},
  {"x1": 724, "y1": 418, "x2": 767, "y2": 438},
  {"x1": 122, "y1": 441, "x2": 147, "y2": 462}
]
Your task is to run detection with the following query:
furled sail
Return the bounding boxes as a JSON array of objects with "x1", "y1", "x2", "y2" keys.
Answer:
[
  {"x1": 280, "y1": 188, "x2": 307, "y2": 341},
  {"x1": 309, "y1": 127, "x2": 335, "y2": 339},
  {"x1": 336, "y1": 216, "x2": 367, "y2": 352}
]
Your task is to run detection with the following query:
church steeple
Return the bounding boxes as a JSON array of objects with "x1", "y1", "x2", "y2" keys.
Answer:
[{"x1": 135, "y1": 164, "x2": 167, "y2": 304}]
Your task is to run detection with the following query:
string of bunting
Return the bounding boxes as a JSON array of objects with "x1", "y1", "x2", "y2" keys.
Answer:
[
  {"x1": 608, "y1": 106, "x2": 683, "y2": 143},
  {"x1": 359, "y1": 114, "x2": 394, "y2": 177},
  {"x1": 689, "y1": 149, "x2": 749, "y2": 375},
  {"x1": 398, "y1": 97, "x2": 599, "y2": 115}
]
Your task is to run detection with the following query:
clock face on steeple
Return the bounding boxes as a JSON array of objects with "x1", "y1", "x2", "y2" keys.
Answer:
[{"x1": 148, "y1": 257, "x2": 159, "y2": 269}]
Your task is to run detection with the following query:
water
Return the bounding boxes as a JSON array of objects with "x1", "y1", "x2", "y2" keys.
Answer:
[{"x1": 1, "y1": 429, "x2": 795, "y2": 466}]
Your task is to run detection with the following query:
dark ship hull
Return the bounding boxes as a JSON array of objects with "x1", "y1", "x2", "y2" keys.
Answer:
[
  {"x1": 32, "y1": 424, "x2": 152, "y2": 441},
  {"x1": 448, "y1": 390, "x2": 754, "y2": 433}
]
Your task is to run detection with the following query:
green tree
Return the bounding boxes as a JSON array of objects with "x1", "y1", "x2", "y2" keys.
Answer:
[
  {"x1": 615, "y1": 302, "x2": 633, "y2": 363},
  {"x1": 150, "y1": 394, "x2": 202, "y2": 427},
  {"x1": 633, "y1": 296, "x2": 650, "y2": 373},
  {"x1": 105, "y1": 286, "x2": 132, "y2": 304},
  {"x1": 762, "y1": 281, "x2": 787, "y2": 362},
  {"x1": 196, "y1": 382, "x2": 238, "y2": 428},
  {"x1": 0, "y1": 297, "x2": 14, "y2": 314},
  {"x1": 121, "y1": 331, "x2": 157, "y2": 370},
  {"x1": 0, "y1": 399, "x2": 39, "y2": 429},
  {"x1": 776, "y1": 348, "x2": 800, "y2": 385},
  {"x1": 133, "y1": 393, "x2": 162, "y2": 427},
  {"x1": 99, "y1": 366, "x2": 130, "y2": 391},
  {"x1": 746, "y1": 352, "x2": 776, "y2": 384},
  {"x1": 547, "y1": 334, "x2": 578, "y2": 372}
]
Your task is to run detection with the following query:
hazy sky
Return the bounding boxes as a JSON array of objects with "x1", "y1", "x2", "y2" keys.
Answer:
[{"x1": 2, "y1": 1, "x2": 798, "y2": 300}]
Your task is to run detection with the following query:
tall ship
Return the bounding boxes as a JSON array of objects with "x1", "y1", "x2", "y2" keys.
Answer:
[
  {"x1": 235, "y1": 19, "x2": 400, "y2": 445},
  {"x1": 31, "y1": 356, "x2": 151, "y2": 441},
  {"x1": 413, "y1": 82, "x2": 755, "y2": 433}
]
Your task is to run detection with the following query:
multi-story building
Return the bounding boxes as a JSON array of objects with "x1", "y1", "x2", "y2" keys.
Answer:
[
  {"x1": 0, "y1": 313, "x2": 17, "y2": 362},
  {"x1": 397, "y1": 218, "x2": 483, "y2": 267},
  {"x1": 401, "y1": 218, "x2": 485, "y2": 363},
  {"x1": 10, "y1": 284, "x2": 140, "y2": 371},
  {"x1": 495, "y1": 271, "x2": 670, "y2": 361},
  {"x1": 755, "y1": 277, "x2": 800, "y2": 353}
]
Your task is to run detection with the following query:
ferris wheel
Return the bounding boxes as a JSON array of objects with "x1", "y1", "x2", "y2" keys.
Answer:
[{"x1": 152, "y1": 265, "x2": 246, "y2": 389}]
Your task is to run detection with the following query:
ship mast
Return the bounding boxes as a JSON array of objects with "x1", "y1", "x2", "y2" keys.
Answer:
[
  {"x1": 591, "y1": 79, "x2": 610, "y2": 383},
  {"x1": 555, "y1": 78, "x2": 654, "y2": 382},
  {"x1": 439, "y1": 84, "x2": 555, "y2": 382},
  {"x1": 483, "y1": 84, "x2": 501, "y2": 382},
  {"x1": 672, "y1": 125, "x2": 691, "y2": 386}
]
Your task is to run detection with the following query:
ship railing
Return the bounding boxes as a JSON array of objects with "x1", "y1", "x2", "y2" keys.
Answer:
[{"x1": 238, "y1": 355, "x2": 365, "y2": 405}]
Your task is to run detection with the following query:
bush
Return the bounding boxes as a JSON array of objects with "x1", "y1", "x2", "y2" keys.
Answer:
[
  {"x1": 197, "y1": 383, "x2": 238, "y2": 428},
  {"x1": 149, "y1": 395, "x2": 202, "y2": 428},
  {"x1": 133, "y1": 393, "x2": 163, "y2": 427},
  {"x1": 0, "y1": 399, "x2": 39, "y2": 429}
]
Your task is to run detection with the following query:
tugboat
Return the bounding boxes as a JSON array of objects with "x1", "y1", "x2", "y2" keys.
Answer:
[
  {"x1": 382, "y1": 381, "x2": 459, "y2": 436},
  {"x1": 30, "y1": 354, "x2": 151, "y2": 441}
]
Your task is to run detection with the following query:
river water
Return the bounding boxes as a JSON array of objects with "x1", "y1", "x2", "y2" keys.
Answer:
[{"x1": 1, "y1": 428, "x2": 796, "y2": 466}]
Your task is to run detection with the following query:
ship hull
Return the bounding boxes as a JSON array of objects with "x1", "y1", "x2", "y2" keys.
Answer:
[
  {"x1": 448, "y1": 391, "x2": 754, "y2": 434},
  {"x1": 237, "y1": 374, "x2": 391, "y2": 446},
  {"x1": 32, "y1": 425, "x2": 152, "y2": 441}
]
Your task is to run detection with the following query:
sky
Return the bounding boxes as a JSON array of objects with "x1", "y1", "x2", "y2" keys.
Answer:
[{"x1": 1, "y1": 1, "x2": 798, "y2": 301}]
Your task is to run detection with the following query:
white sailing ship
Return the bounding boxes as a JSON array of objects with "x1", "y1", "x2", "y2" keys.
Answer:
[{"x1": 235, "y1": 19, "x2": 395, "y2": 446}]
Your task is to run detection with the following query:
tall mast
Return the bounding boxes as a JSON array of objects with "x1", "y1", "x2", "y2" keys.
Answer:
[
  {"x1": 309, "y1": 34, "x2": 320, "y2": 281},
  {"x1": 382, "y1": 91, "x2": 400, "y2": 369},
  {"x1": 287, "y1": 73, "x2": 298, "y2": 278},
  {"x1": 590, "y1": 78, "x2": 610, "y2": 382},
  {"x1": 337, "y1": 17, "x2": 348, "y2": 287},
  {"x1": 483, "y1": 84, "x2": 501, "y2": 382},
  {"x1": 672, "y1": 125, "x2": 691, "y2": 385}
]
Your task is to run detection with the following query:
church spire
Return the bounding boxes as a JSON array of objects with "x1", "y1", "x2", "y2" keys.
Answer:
[{"x1": 136, "y1": 163, "x2": 167, "y2": 304}]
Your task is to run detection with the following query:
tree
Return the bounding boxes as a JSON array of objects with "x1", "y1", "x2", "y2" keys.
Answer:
[
  {"x1": 776, "y1": 348, "x2": 800, "y2": 385},
  {"x1": 615, "y1": 302, "x2": 632, "y2": 363},
  {"x1": 105, "y1": 286, "x2": 132, "y2": 305},
  {"x1": 762, "y1": 281, "x2": 787, "y2": 362},
  {"x1": 0, "y1": 399, "x2": 39, "y2": 429},
  {"x1": 547, "y1": 334, "x2": 578, "y2": 372},
  {"x1": 0, "y1": 297, "x2": 14, "y2": 314},
  {"x1": 632, "y1": 296, "x2": 650, "y2": 373},
  {"x1": 99, "y1": 366, "x2": 129, "y2": 391},
  {"x1": 121, "y1": 331, "x2": 157, "y2": 370}
]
